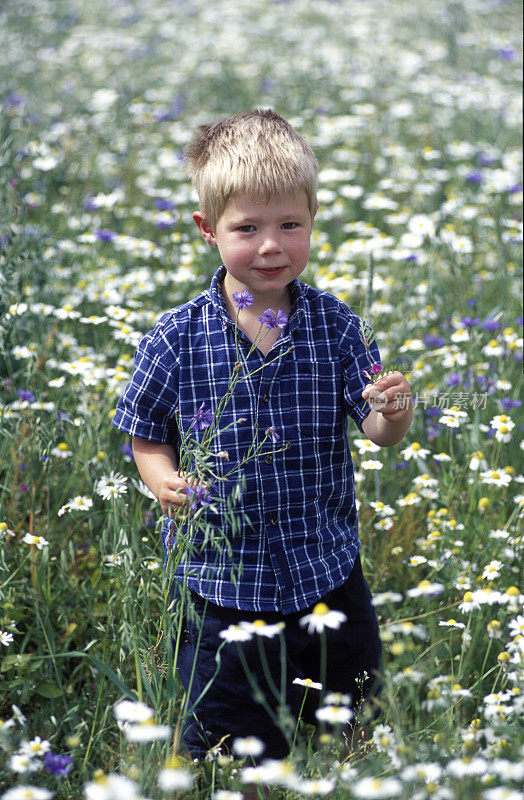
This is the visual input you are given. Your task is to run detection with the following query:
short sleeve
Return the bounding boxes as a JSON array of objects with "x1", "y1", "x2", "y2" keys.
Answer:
[
  {"x1": 338, "y1": 309, "x2": 381, "y2": 431},
  {"x1": 112, "y1": 330, "x2": 179, "y2": 443}
]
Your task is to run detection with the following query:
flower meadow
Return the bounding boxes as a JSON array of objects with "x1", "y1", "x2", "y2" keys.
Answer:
[{"x1": 0, "y1": 0, "x2": 523, "y2": 797}]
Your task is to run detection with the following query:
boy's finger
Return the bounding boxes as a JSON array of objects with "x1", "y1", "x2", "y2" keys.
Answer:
[{"x1": 366, "y1": 386, "x2": 389, "y2": 411}]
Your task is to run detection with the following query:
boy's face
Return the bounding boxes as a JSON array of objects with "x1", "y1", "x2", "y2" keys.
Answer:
[{"x1": 193, "y1": 191, "x2": 315, "y2": 305}]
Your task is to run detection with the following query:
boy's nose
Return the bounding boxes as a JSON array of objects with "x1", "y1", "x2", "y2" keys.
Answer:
[{"x1": 258, "y1": 234, "x2": 283, "y2": 255}]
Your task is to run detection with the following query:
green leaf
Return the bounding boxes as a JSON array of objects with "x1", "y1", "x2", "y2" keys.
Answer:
[
  {"x1": 1, "y1": 653, "x2": 32, "y2": 672},
  {"x1": 35, "y1": 681, "x2": 64, "y2": 698}
]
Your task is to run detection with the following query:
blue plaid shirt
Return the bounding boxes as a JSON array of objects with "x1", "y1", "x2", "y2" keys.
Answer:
[{"x1": 113, "y1": 266, "x2": 380, "y2": 613}]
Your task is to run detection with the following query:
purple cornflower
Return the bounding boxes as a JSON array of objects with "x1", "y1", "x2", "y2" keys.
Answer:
[
  {"x1": 183, "y1": 484, "x2": 212, "y2": 510},
  {"x1": 465, "y1": 170, "x2": 483, "y2": 185},
  {"x1": 232, "y1": 290, "x2": 254, "y2": 310},
  {"x1": 120, "y1": 442, "x2": 134, "y2": 461},
  {"x1": 258, "y1": 308, "x2": 288, "y2": 330},
  {"x1": 190, "y1": 402, "x2": 214, "y2": 431},
  {"x1": 497, "y1": 47, "x2": 515, "y2": 61},
  {"x1": 477, "y1": 154, "x2": 496, "y2": 167},
  {"x1": 467, "y1": 298, "x2": 478, "y2": 308},
  {"x1": 426, "y1": 422, "x2": 440, "y2": 441},
  {"x1": 94, "y1": 228, "x2": 116, "y2": 242},
  {"x1": 482, "y1": 317, "x2": 500, "y2": 331},
  {"x1": 18, "y1": 389, "x2": 36, "y2": 403},
  {"x1": 446, "y1": 372, "x2": 462, "y2": 387},
  {"x1": 265, "y1": 426, "x2": 280, "y2": 443},
  {"x1": 154, "y1": 198, "x2": 177, "y2": 211},
  {"x1": 460, "y1": 316, "x2": 480, "y2": 327},
  {"x1": 5, "y1": 92, "x2": 27, "y2": 107},
  {"x1": 424, "y1": 333, "x2": 445, "y2": 349},
  {"x1": 501, "y1": 397, "x2": 521, "y2": 410},
  {"x1": 44, "y1": 751, "x2": 73, "y2": 776},
  {"x1": 370, "y1": 363, "x2": 383, "y2": 375}
]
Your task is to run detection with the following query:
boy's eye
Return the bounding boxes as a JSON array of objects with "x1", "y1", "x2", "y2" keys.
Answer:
[
  {"x1": 237, "y1": 225, "x2": 255, "y2": 233},
  {"x1": 282, "y1": 222, "x2": 298, "y2": 230}
]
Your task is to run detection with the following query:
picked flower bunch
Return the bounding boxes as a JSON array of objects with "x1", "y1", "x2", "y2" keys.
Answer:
[{"x1": 164, "y1": 290, "x2": 292, "y2": 562}]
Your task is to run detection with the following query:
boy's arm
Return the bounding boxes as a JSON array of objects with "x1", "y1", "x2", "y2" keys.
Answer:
[
  {"x1": 132, "y1": 436, "x2": 194, "y2": 516},
  {"x1": 360, "y1": 371, "x2": 413, "y2": 447}
]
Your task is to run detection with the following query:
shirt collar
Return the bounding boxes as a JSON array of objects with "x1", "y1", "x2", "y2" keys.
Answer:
[{"x1": 208, "y1": 265, "x2": 307, "y2": 335}]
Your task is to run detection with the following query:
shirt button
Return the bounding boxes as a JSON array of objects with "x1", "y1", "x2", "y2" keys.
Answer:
[
  {"x1": 264, "y1": 453, "x2": 274, "y2": 464},
  {"x1": 269, "y1": 517, "x2": 278, "y2": 526},
  {"x1": 262, "y1": 393, "x2": 270, "y2": 403}
]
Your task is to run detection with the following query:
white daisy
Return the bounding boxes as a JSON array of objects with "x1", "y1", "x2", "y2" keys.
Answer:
[{"x1": 299, "y1": 603, "x2": 347, "y2": 633}]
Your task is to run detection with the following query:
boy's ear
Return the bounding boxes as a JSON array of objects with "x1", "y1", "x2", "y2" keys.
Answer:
[{"x1": 193, "y1": 211, "x2": 218, "y2": 247}]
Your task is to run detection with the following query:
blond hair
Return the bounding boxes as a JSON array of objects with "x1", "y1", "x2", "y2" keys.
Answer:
[{"x1": 184, "y1": 109, "x2": 318, "y2": 229}]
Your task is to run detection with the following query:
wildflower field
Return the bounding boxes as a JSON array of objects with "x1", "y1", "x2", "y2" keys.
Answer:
[{"x1": 0, "y1": 0, "x2": 523, "y2": 797}]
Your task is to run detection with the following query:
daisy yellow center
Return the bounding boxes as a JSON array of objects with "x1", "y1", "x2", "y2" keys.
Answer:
[
  {"x1": 491, "y1": 471, "x2": 500, "y2": 479},
  {"x1": 506, "y1": 586, "x2": 519, "y2": 596},
  {"x1": 313, "y1": 603, "x2": 330, "y2": 616},
  {"x1": 411, "y1": 442, "x2": 421, "y2": 451},
  {"x1": 463, "y1": 592, "x2": 474, "y2": 602},
  {"x1": 57, "y1": 442, "x2": 69, "y2": 451},
  {"x1": 499, "y1": 425, "x2": 509, "y2": 434},
  {"x1": 253, "y1": 619, "x2": 266, "y2": 628}
]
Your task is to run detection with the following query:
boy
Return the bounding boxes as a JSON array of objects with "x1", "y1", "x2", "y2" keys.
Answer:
[{"x1": 113, "y1": 109, "x2": 413, "y2": 761}]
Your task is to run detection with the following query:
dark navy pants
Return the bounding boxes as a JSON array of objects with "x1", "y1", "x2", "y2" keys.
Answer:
[{"x1": 173, "y1": 554, "x2": 382, "y2": 759}]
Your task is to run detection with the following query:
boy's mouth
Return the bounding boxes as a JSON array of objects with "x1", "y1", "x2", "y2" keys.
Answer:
[{"x1": 255, "y1": 266, "x2": 287, "y2": 276}]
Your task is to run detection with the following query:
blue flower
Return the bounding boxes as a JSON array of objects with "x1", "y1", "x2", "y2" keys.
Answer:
[
  {"x1": 424, "y1": 333, "x2": 445, "y2": 349},
  {"x1": 183, "y1": 484, "x2": 212, "y2": 510},
  {"x1": 265, "y1": 426, "x2": 280, "y2": 443},
  {"x1": 120, "y1": 442, "x2": 134, "y2": 461},
  {"x1": 465, "y1": 170, "x2": 483, "y2": 184},
  {"x1": 460, "y1": 316, "x2": 480, "y2": 327},
  {"x1": 18, "y1": 389, "x2": 36, "y2": 403},
  {"x1": 445, "y1": 372, "x2": 462, "y2": 387},
  {"x1": 258, "y1": 308, "x2": 288, "y2": 330},
  {"x1": 94, "y1": 228, "x2": 116, "y2": 242},
  {"x1": 482, "y1": 317, "x2": 500, "y2": 331},
  {"x1": 154, "y1": 198, "x2": 176, "y2": 211},
  {"x1": 497, "y1": 47, "x2": 515, "y2": 61},
  {"x1": 190, "y1": 402, "x2": 214, "y2": 431},
  {"x1": 500, "y1": 398, "x2": 515, "y2": 410},
  {"x1": 44, "y1": 751, "x2": 73, "y2": 776},
  {"x1": 232, "y1": 290, "x2": 254, "y2": 310}
]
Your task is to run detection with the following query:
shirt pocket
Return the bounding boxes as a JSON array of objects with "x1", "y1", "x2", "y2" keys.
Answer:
[{"x1": 287, "y1": 359, "x2": 345, "y2": 440}]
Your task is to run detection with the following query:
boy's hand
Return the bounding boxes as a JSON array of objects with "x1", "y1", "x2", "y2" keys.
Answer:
[
  {"x1": 156, "y1": 471, "x2": 198, "y2": 517},
  {"x1": 362, "y1": 371, "x2": 412, "y2": 422}
]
